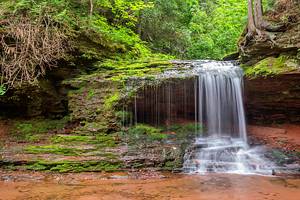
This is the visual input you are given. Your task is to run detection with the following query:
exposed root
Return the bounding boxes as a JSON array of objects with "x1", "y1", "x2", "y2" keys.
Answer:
[{"x1": 0, "y1": 15, "x2": 70, "y2": 88}]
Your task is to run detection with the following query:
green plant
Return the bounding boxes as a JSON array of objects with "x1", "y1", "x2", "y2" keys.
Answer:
[
  {"x1": 128, "y1": 124, "x2": 167, "y2": 141},
  {"x1": 140, "y1": 0, "x2": 247, "y2": 59},
  {"x1": 0, "y1": 85, "x2": 6, "y2": 96},
  {"x1": 162, "y1": 123, "x2": 203, "y2": 139}
]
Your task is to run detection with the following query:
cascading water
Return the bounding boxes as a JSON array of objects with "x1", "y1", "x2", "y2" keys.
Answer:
[
  {"x1": 183, "y1": 61, "x2": 273, "y2": 175},
  {"x1": 127, "y1": 60, "x2": 274, "y2": 175},
  {"x1": 195, "y1": 62, "x2": 247, "y2": 141}
]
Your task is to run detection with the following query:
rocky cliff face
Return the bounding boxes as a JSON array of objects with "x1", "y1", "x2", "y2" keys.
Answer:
[
  {"x1": 245, "y1": 72, "x2": 300, "y2": 124},
  {"x1": 239, "y1": 1, "x2": 300, "y2": 66},
  {"x1": 239, "y1": 1, "x2": 300, "y2": 124}
]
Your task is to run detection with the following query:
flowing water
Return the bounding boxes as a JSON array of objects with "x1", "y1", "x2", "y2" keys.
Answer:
[
  {"x1": 1, "y1": 171, "x2": 300, "y2": 200},
  {"x1": 182, "y1": 61, "x2": 274, "y2": 175},
  {"x1": 130, "y1": 61, "x2": 274, "y2": 175}
]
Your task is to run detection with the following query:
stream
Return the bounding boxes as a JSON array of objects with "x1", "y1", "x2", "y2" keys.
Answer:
[{"x1": 1, "y1": 171, "x2": 300, "y2": 200}]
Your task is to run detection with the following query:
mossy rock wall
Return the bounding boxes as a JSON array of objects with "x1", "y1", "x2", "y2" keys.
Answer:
[{"x1": 64, "y1": 73, "x2": 121, "y2": 133}]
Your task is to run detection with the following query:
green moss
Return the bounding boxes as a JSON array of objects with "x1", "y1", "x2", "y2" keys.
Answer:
[
  {"x1": 51, "y1": 135, "x2": 92, "y2": 143},
  {"x1": 23, "y1": 160, "x2": 122, "y2": 172},
  {"x1": 98, "y1": 56, "x2": 173, "y2": 82},
  {"x1": 24, "y1": 145, "x2": 85, "y2": 156},
  {"x1": 95, "y1": 135, "x2": 117, "y2": 147},
  {"x1": 127, "y1": 124, "x2": 168, "y2": 141},
  {"x1": 25, "y1": 133, "x2": 116, "y2": 156},
  {"x1": 25, "y1": 162, "x2": 48, "y2": 171},
  {"x1": 77, "y1": 122, "x2": 109, "y2": 135},
  {"x1": 244, "y1": 56, "x2": 299, "y2": 78},
  {"x1": 11, "y1": 118, "x2": 69, "y2": 142},
  {"x1": 104, "y1": 92, "x2": 120, "y2": 110},
  {"x1": 51, "y1": 134, "x2": 116, "y2": 147},
  {"x1": 87, "y1": 89, "x2": 95, "y2": 100}
]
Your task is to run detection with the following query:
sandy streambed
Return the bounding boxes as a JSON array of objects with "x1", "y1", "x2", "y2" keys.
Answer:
[{"x1": 0, "y1": 170, "x2": 300, "y2": 200}]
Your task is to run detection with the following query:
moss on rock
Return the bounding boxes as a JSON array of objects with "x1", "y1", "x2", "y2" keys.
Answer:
[
  {"x1": 10, "y1": 118, "x2": 69, "y2": 142},
  {"x1": 243, "y1": 56, "x2": 299, "y2": 78},
  {"x1": 13, "y1": 160, "x2": 122, "y2": 173}
]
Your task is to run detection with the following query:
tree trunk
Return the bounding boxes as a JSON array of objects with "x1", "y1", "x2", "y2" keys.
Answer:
[
  {"x1": 254, "y1": 0, "x2": 267, "y2": 30},
  {"x1": 247, "y1": 0, "x2": 256, "y2": 36},
  {"x1": 89, "y1": 0, "x2": 93, "y2": 16}
]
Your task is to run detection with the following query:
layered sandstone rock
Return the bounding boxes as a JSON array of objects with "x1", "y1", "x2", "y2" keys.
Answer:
[{"x1": 245, "y1": 72, "x2": 300, "y2": 124}]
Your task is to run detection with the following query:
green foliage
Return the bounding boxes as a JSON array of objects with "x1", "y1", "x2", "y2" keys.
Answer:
[
  {"x1": 0, "y1": 85, "x2": 6, "y2": 96},
  {"x1": 188, "y1": 0, "x2": 247, "y2": 59},
  {"x1": 0, "y1": 0, "x2": 156, "y2": 89},
  {"x1": 140, "y1": 0, "x2": 247, "y2": 59},
  {"x1": 94, "y1": 0, "x2": 153, "y2": 28},
  {"x1": 0, "y1": 0, "x2": 253, "y2": 89},
  {"x1": 128, "y1": 124, "x2": 167, "y2": 141},
  {"x1": 1, "y1": 0, "x2": 250, "y2": 67}
]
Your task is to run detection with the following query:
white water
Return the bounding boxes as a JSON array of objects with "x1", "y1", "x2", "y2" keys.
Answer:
[
  {"x1": 196, "y1": 62, "x2": 247, "y2": 141},
  {"x1": 183, "y1": 61, "x2": 274, "y2": 175}
]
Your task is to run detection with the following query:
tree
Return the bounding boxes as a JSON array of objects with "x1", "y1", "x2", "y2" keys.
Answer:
[
  {"x1": 247, "y1": 0, "x2": 265, "y2": 37},
  {"x1": 246, "y1": 0, "x2": 282, "y2": 39},
  {"x1": 89, "y1": 0, "x2": 94, "y2": 16}
]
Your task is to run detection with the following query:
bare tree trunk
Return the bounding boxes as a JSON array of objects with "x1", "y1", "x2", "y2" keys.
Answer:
[
  {"x1": 254, "y1": 0, "x2": 264, "y2": 29},
  {"x1": 89, "y1": 0, "x2": 93, "y2": 16},
  {"x1": 247, "y1": 0, "x2": 256, "y2": 36},
  {"x1": 241, "y1": 0, "x2": 280, "y2": 51}
]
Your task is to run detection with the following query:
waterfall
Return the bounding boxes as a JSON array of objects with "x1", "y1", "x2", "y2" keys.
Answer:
[
  {"x1": 183, "y1": 61, "x2": 273, "y2": 174},
  {"x1": 195, "y1": 62, "x2": 247, "y2": 141},
  {"x1": 130, "y1": 60, "x2": 273, "y2": 174}
]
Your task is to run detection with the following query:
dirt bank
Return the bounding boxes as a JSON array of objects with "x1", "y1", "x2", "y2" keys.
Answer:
[{"x1": 248, "y1": 124, "x2": 300, "y2": 151}]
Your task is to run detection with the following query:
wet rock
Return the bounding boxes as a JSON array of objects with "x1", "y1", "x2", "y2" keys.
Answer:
[{"x1": 122, "y1": 143, "x2": 183, "y2": 171}]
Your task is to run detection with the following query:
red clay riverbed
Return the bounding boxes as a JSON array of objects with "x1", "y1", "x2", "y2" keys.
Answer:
[{"x1": 0, "y1": 171, "x2": 300, "y2": 200}]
